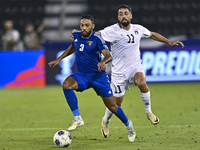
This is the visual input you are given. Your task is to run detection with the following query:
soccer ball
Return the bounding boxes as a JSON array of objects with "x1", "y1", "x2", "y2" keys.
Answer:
[{"x1": 53, "y1": 130, "x2": 72, "y2": 147}]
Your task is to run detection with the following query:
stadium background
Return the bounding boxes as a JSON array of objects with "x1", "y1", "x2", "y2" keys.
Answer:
[
  {"x1": 0, "y1": 0, "x2": 200, "y2": 87},
  {"x1": 0, "y1": 1, "x2": 200, "y2": 150}
]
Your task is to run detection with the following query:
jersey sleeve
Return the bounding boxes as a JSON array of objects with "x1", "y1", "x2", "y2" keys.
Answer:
[
  {"x1": 99, "y1": 26, "x2": 115, "y2": 43},
  {"x1": 95, "y1": 33, "x2": 109, "y2": 52},
  {"x1": 141, "y1": 26, "x2": 151, "y2": 38},
  {"x1": 72, "y1": 31, "x2": 80, "y2": 46},
  {"x1": 72, "y1": 39, "x2": 75, "y2": 46}
]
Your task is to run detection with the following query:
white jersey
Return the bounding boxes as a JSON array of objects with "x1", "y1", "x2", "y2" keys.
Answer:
[
  {"x1": 100, "y1": 23, "x2": 151, "y2": 74},
  {"x1": 2, "y1": 29, "x2": 23, "y2": 51}
]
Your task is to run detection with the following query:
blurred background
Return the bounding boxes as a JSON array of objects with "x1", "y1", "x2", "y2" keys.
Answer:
[{"x1": 0, "y1": 0, "x2": 200, "y2": 88}]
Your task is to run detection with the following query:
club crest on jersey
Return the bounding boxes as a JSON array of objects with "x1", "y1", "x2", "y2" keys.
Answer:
[
  {"x1": 134, "y1": 30, "x2": 139, "y2": 34},
  {"x1": 87, "y1": 41, "x2": 93, "y2": 46}
]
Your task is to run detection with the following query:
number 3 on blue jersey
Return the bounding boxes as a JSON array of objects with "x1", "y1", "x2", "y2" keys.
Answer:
[{"x1": 79, "y1": 44, "x2": 84, "y2": 51}]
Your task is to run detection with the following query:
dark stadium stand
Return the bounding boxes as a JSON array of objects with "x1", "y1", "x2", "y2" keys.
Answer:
[
  {"x1": 0, "y1": 0, "x2": 199, "y2": 41},
  {"x1": 42, "y1": 0, "x2": 88, "y2": 41},
  {"x1": 0, "y1": 0, "x2": 46, "y2": 36},
  {"x1": 87, "y1": 0, "x2": 200, "y2": 37}
]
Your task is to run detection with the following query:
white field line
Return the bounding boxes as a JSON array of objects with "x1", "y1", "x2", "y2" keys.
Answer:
[{"x1": 0, "y1": 125, "x2": 199, "y2": 131}]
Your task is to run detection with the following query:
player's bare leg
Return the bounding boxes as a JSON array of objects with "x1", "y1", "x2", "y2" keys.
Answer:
[
  {"x1": 101, "y1": 96, "x2": 136, "y2": 142},
  {"x1": 114, "y1": 96, "x2": 124, "y2": 107},
  {"x1": 62, "y1": 76, "x2": 78, "y2": 89},
  {"x1": 102, "y1": 95, "x2": 124, "y2": 137},
  {"x1": 62, "y1": 77, "x2": 84, "y2": 131},
  {"x1": 134, "y1": 72, "x2": 159, "y2": 125},
  {"x1": 103, "y1": 96, "x2": 123, "y2": 121}
]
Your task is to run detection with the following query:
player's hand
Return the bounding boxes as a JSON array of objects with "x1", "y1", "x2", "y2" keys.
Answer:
[
  {"x1": 97, "y1": 62, "x2": 106, "y2": 71},
  {"x1": 170, "y1": 41, "x2": 185, "y2": 48},
  {"x1": 70, "y1": 29, "x2": 76, "y2": 41},
  {"x1": 48, "y1": 59, "x2": 60, "y2": 67}
]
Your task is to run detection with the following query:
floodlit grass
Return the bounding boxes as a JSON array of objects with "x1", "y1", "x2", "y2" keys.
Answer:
[{"x1": 0, "y1": 83, "x2": 200, "y2": 150}]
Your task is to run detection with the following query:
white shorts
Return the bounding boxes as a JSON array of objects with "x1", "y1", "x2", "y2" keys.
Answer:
[{"x1": 111, "y1": 61, "x2": 144, "y2": 97}]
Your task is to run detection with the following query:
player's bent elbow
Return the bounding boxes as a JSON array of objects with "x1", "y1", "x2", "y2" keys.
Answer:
[
  {"x1": 150, "y1": 32, "x2": 157, "y2": 39},
  {"x1": 107, "y1": 56, "x2": 112, "y2": 63}
]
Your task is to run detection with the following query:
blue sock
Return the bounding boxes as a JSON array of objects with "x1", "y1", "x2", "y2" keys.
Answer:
[
  {"x1": 63, "y1": 89, "x2": 80, "y2": 117},
  {"x1": 115, "y1": 106, "x2": 129, "y2": 126}
]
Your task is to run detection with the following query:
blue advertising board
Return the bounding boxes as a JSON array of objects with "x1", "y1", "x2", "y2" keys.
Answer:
[
  {"x1": 44, "y1": 42, "x2": 200, "y2": 85},
  {"x1": 141, "y1": 46, "x2": 200, "y2": 82},
  {"x1": 1, "y1": 43, "x2": 199, "y2": 88},
  {"x1": 0, "y1": 50, "x2": 46, "y2": 88}
]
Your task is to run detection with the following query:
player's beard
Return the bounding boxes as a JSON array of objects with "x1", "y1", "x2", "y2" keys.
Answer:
[
  {"x1": 81, "y1": 30, "x2": 92, "y2": 38},
  {"x1": 119, "y1": 19, "x2": 130, "y2": 27}
]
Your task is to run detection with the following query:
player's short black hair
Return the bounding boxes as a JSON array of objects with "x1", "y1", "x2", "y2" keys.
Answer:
[
  {"x1": 81, "y1": 14, "x2": 94, "y2": 24},
  {"x1": 118, "y1": 4, "x2": 132, "y2": 13}
]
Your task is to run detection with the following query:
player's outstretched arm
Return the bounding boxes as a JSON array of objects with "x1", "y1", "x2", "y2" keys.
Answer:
[
  {"x1": 48, "y1": 45, "x2": 75, "y2": 67},
  {"x1": 97, "y1": 49, "x2": 112, "y2": 71},
  {"x1": 150, "y1": 32, "x2": 185, "y2": 48}
]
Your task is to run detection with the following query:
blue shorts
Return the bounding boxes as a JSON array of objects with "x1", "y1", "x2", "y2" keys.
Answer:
[{"x1": 70, "y1": 72, "x2": 113, "y2": 97}]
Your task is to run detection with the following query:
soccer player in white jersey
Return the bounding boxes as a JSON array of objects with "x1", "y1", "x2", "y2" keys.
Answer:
[
  {"x1": 70, "y1": 5, "x2": 184, "y2": 139},
  {"x1": 99, "y1": 4, "x2": 185, "y2": 138}
]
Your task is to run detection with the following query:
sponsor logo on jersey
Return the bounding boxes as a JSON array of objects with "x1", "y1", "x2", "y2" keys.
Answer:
[
  {"x1": 74, "y1": 39, "x2": 78, "y2": 42},
  {"x1": 88, "y1": 41, "x2": 93, "y2": 46},
  {"x1": 134, "y1": 30, "x2": 139, "y2": 34}
]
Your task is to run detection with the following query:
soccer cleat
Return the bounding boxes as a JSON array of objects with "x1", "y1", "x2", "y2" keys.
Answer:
[
  {"x1": 101, "y1": 118, "x2": 109, "y2": 138},
  {"x1": 126, "y1": 121, "x2": 136, "y2": 142},
  {"x1": 147, "y1": 112, "x2": 159, "y2": 125},
  {"x1": 68, "y1": 117, "x2": 84, "y2": 131}
]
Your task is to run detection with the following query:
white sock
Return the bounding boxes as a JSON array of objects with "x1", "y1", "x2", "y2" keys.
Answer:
[
  {"x1": 103, "y1": 108, "x2": 113, "y2": 124},
  {"x1": 140, "y1": 91, "x2": 152, "y2": 114},
  {"x1": 75, "y1": 116, "x2": 82, "y2": 120}
]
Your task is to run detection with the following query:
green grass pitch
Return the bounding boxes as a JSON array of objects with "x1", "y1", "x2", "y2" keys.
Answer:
[{"x1": 0, "y1": 82, "x2": 200, "y2": 150}]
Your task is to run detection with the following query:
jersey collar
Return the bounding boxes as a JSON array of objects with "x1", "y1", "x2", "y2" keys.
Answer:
[
  {"x1": 117, "y1": 23, "x2": 132, "y2": 31},
  {"x1": 81, "y1": 30, "x2": 95, "y2": 39}
]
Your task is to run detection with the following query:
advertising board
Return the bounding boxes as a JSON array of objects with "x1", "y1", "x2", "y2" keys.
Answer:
[
  {"x1": 0, "y1": 50, "x2": 46, "y2": 88},
  {"x1": 141, "y1": 46, "x2": 200, "y2": 82}
]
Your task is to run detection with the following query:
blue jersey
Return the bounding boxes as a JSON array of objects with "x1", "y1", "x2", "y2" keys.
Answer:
[{"x1": 72, "y1": 30, "x2": 108, "y2": 75}]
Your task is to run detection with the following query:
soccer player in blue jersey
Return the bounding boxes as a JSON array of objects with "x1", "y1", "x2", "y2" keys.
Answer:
[{"x1": 48, "y1": 14, "x2": 136, "y2": 142}]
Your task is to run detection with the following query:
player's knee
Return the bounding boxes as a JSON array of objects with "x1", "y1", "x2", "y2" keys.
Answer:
[
  {"x1": 135, "y1": 78, "x2": 145, "y2": 88},
  {"x1": 62, "y1": 76, "x2": 78, "y2": 89},
  {"x1": 136, "y1": 80, "x2": 149, "y2": 92},
  {"x1": 62, "y1": 80, "x2": 71, "y2": 89},
  {"x1": 138, "y1": 81, "x2": 146, "y2": 89},
  {"x1": 107, "y1": 105, "x2": 118, "y2": 113},
  {"x1": 116, "y1": 101, "x2": 122, "y2": 107},
  {"x1": 135, "y1": 80, "x2": 146, "y2": 89}
]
